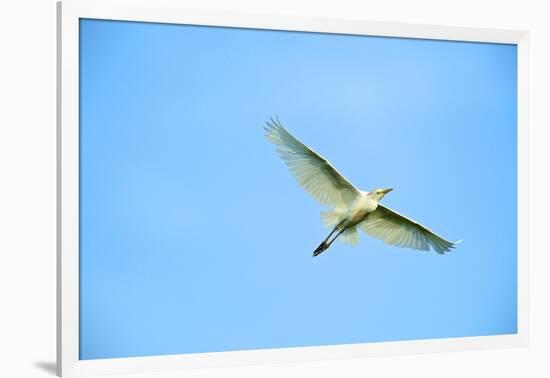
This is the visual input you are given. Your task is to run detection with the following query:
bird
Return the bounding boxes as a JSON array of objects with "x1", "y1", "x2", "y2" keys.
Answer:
[{"x1": 264, "y1": 116, "x2": 460, "y2": 257}]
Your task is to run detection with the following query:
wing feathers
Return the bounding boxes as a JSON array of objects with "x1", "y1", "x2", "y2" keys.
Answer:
[
  {"x1": 265, "y1": 117, "x2": 360, "y2": 208},
  {"x1": 265, "y1": 117, "x2": 459, "y2": 255},
  {"x1": 359, "y1": 205, "x2": 458, "y2": 254}
]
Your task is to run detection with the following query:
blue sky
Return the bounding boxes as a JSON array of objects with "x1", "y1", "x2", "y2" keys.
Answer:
[{"x1": 79, "y1": 19, "x2": 518, "y2": 360}]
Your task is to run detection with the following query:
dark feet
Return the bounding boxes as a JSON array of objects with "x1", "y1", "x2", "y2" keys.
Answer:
[{"x1": 313, "y1": 242, "x2": 329, "y2": 257}]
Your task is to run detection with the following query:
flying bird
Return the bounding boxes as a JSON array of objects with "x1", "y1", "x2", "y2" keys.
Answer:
[{"x1": 264, "y1": 117, "x2": 460, "y2": 257}]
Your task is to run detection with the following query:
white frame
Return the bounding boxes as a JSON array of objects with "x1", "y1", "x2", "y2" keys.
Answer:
[{"x1": 57, "y1": 0, "x2": 530, "y2": 376}]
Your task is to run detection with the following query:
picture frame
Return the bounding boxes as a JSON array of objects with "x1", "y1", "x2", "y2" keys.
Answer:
[{"x1": 57, "y1": 0, "x2": 529, "y2": 376}]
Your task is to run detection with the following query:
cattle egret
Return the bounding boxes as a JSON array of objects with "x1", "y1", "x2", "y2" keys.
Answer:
[{"x1": 264, "y1": 117, "x2": 460, "y2": 257}]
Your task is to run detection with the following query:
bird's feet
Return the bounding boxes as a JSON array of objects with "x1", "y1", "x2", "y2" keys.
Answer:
[{"x1": 313, "y1": 242, "x2": 329, "y2": 257}]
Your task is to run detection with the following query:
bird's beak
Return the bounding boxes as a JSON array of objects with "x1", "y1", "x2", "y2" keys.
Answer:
[{"x1": 382, "y1": 188, "x2": 393, "y2": 194}]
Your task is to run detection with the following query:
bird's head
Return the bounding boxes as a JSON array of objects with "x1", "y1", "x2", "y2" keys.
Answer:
[{"x1": 367, "y1": 188, "x2": 393, "y2": 201}]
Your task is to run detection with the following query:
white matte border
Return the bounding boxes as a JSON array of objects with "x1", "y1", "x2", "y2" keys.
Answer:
[{"x1": 57, "y1": 0, "x2": 530, "y2": 376}]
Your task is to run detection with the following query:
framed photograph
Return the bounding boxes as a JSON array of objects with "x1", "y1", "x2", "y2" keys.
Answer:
[{"x1": 57, "y1": 0, "x2": 529, "y2": 376}]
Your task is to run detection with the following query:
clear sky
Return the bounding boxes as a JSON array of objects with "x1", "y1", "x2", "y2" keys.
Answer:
[{"x1": 79, "y1": 18, "x2": 518, "y2": 360}]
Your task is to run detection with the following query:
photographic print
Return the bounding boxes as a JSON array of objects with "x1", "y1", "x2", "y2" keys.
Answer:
[{"x1": 78, "y1": 18, "x2": 518, "y2": 360}]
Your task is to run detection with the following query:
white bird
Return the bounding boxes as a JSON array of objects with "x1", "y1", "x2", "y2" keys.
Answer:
[{"x1": 264, "y1": 117, "x2": 460, "y2": 257}]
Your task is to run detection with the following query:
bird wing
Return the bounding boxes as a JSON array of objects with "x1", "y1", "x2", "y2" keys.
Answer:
[
  {"x1": 358, "y1": 205, "x2": 459, "y2": 254},
  {"x1": 264, "y1": 117, "x2": 361, "y2": 208}
]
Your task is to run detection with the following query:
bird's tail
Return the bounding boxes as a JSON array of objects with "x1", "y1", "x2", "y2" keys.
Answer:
[
  {"x1": 339, "y1": 226, "x2": 359, "y2": 245},
  {"x1": 320, "y1": 210, "x2": 342, "y2": 228}
]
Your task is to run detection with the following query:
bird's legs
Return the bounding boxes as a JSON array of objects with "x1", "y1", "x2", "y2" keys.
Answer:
[{"x1": 313, "y1": 222, "x2": 347, "y2": 257}]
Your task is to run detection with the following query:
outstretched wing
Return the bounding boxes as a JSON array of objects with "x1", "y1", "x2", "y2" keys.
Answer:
[
  {"x1": 264, "y1": 117, "x2": 360, "y2": 209},
  {"x1": 359, "y1": 205, "x2": 459, "y2": 254}
]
